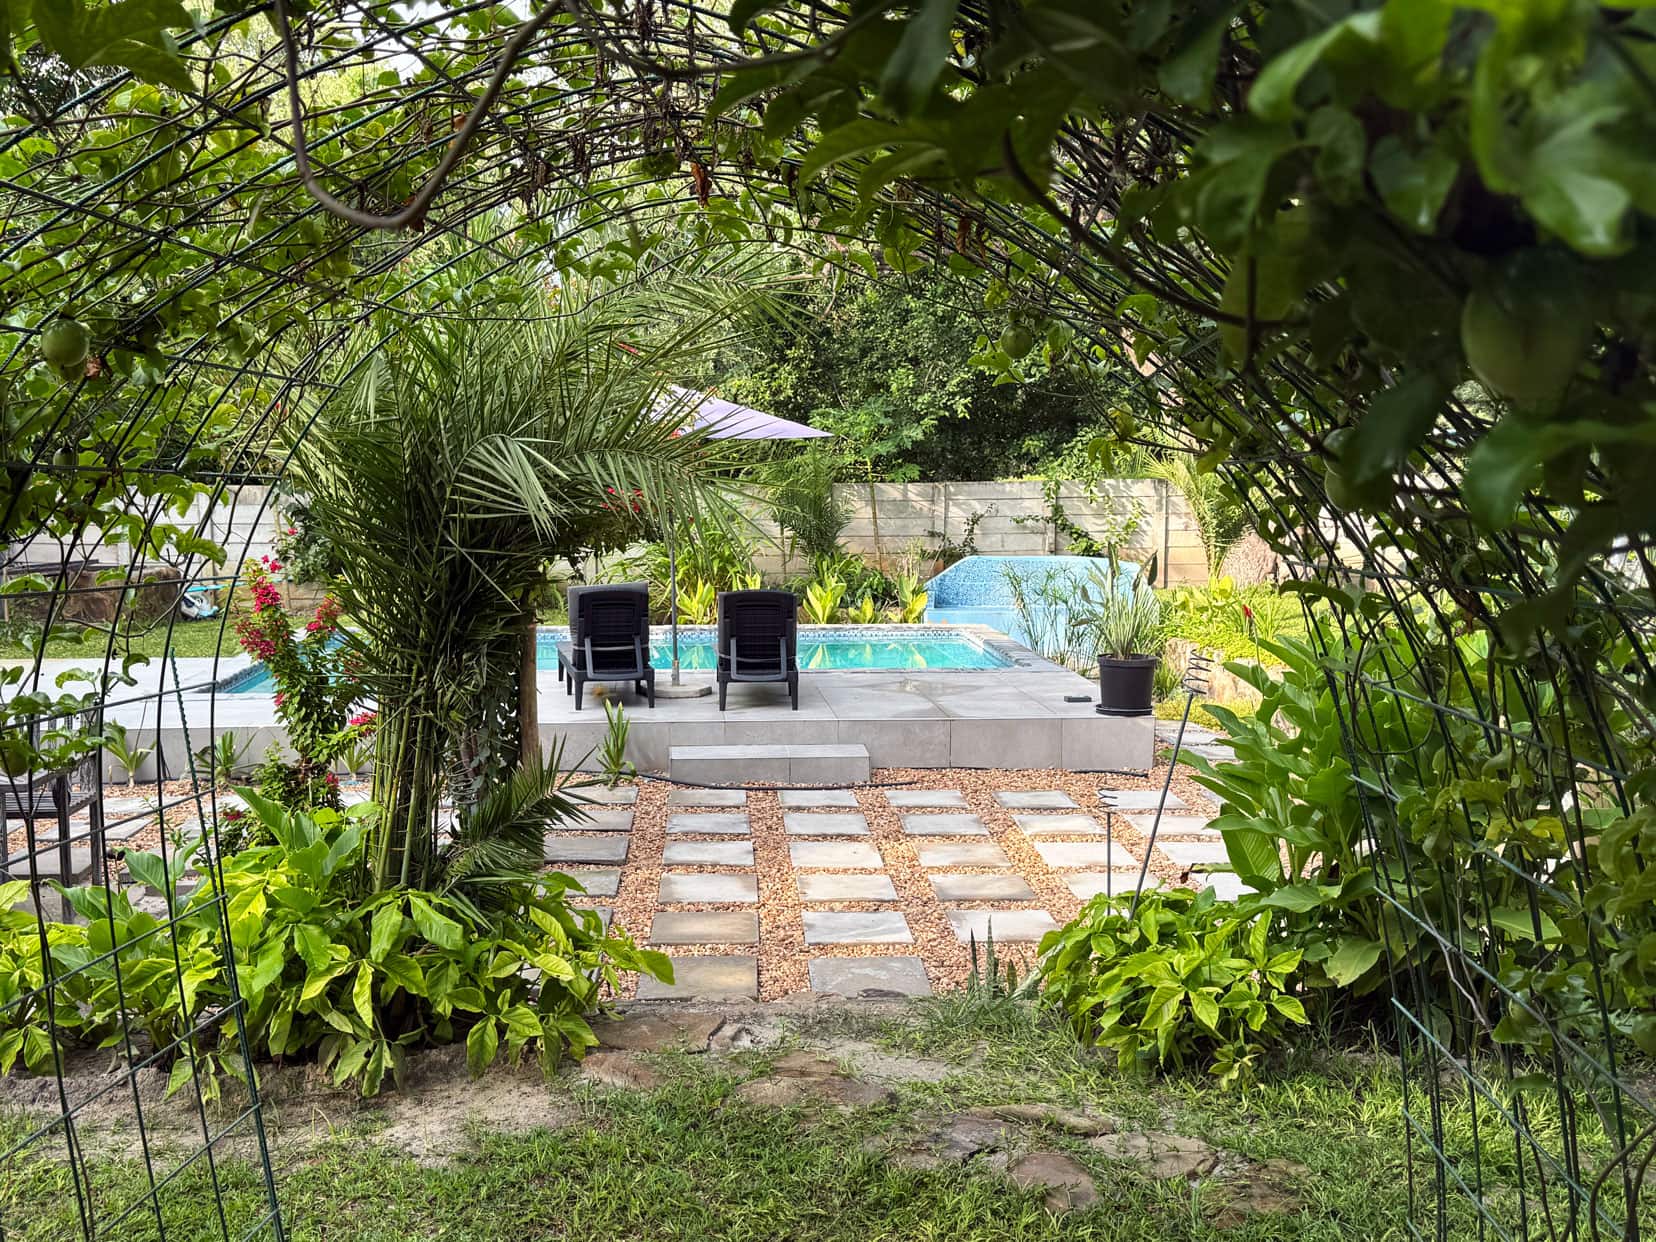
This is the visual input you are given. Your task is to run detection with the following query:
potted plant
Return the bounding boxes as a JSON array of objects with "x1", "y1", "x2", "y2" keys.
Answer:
[{"x1": 1082, "y1": 556, "x2": 1162, "y2": 717}]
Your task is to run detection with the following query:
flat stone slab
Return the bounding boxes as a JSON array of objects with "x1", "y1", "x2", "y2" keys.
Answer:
[
  {"x1": 562, "y1": 868, "x2": 621, "y2": 897},
  {"x1": 574, "y1": 809, "x2": 634, "y2": 832},
  {"x1": 574, "y1": 785, "x2": 638, "y2": 805},
  {"x1": 1014, "y1": 814, "x2": 1109, "y2": 837},
  {"x1": 900, "y1": 813, "x2": 988, "y2": 837},
  {"x1": 658, "y1": 873, "x2": 759, "y2": 904},
  {"x1": 544, "y1": 834, "x2": 630, "y2": 864},
  {"x1": 1098, "y1": 788, "x2": 1185, "y2": 811},
  {"x1": 803, "y1": 911, "x2": 913, "y2": 945},
  {"x1": 885, "y1": 789, "x2": 969, "y2": 808},
  {"x1": 778, "y1": 789, "x2": 859, "y2": 808},
  {"x1": 797, "y1": 873, "x2": 898, "y2": 902},
  {"x1": 1156, "y1": 840, "x2": 1231, "y2": 867},
  {"x1": 666, "y1": 813, "x2": 751, "y2": 836},
  {"x1": 993, "y1": 790, "x2": 1078, "y2": 809},
  {"x1": 784, "y1": 812, "x2": 870, "y2": 837},
  {"x1": 1199, "y1": 873, "x2": 1258, "y2": 900},
  {"x1": 947, "y1": 910, "x2": 1059, "y2": 943},
  {"x1": 789, "y1": 840, "x2": 883, "y2": 870},
  {"x1": 1033, "y1": 841, "x2": 1136, "y2": 870},
  {"x1": 667, "y1": 788, "x2": 747, "y2": 807},
  {"x1": 1064, "y1": 871, "x2": 1161, "y2": 900},
  {"x1": 809, "y1": 956, "x2": 932, "y2": 997},
  {"x1": 637, "y1": 955, "x2": 757, "y2": 1000},
  {"x1": 916, "y1": 841, "x2": 1011, "y2": 869},
  {"x1": 650, "y1": 911, "x2": 759, "y2": 945},
  {"x1": 1127, "y1": 814, "x2": 1221, "y2": 839},
  {"x1": 662, "y1": 840, "x2": 754, "y2": 867},
  {"x1": 929, "y1": 873, "x2": 1037, "y2": 902}
]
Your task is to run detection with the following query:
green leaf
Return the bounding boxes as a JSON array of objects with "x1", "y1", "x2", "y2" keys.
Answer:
[
  {"x1": 409, "y1": 895, "x2": 463, "y2": 950},
  {"x1": 1219, "y1": 824, "x2": 1284, "y2": 886},
  {"x1": 1258, "y1": 883, "x2": 1328, "y2": 914},
  {"x1": 879, "y1": 0, "x2": 961, "y2": 118},
  {"x1": 1157, "y1": 5, "x2": 1236, "y2": 104},
  {"x1": 1488, "y1": 906, "x2": 1561, "y2": 943},
  {"x1": 1345, "y1": 370, "x2": 1450, "y2": 486},
  {"x1": 1325, "y1": 937, "x2": 1384, "y2": 985},
  {"x1": 1248, "y1": 12, "x2": 1381, "y2": 122},
  {"x1": 368, "y1": 902, "x2": 404, "y2": 962},
  {"x1": 1369, "y1": 135, "x2": 1460, "y2": 233},
  {"x1": 352, "y1": 961, "x2": 375, "y2": 1028},
  {"x1": 465, "y1": 1018, "x2": 499, "y2": 1076}
]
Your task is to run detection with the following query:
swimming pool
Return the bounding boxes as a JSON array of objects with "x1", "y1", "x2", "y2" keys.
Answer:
[{"x1": 217, "y1": 624, "x2": 1010, "y2": 692}]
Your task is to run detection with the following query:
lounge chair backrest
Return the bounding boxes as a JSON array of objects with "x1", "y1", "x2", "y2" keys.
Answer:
[
  {"x1": 717, "y1": 590, "x2": 798, "y2": 673},
  {"x1": 569, "y1": 584, "x2": 650, "y2": 675}
]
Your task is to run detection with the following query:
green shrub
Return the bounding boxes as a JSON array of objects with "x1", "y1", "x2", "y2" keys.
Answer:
[
  {"x1": 1036, "y1": 887, "x2": 1306, "y2": 1088},
  {"x1": 1158, "y1": 578, "x2": 1305, "y2": 665},
  {"x1": 0, "y1": 792, "x2": 669, "y2": 1097}
]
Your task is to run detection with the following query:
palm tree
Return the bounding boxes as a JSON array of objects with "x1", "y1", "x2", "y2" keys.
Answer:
[{"x1": 288, "y1": 241, "x2": 779, "y2": 892}]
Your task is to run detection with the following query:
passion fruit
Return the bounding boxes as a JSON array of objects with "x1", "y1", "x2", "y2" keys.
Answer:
[
  {"x1": 999, "y1": 325, "x2": 1034, "y2": 359},
  {"x1": 1461, "y1": 250, "x2": 1591, "y2": 405},
  {"x1": 40, "y1": 318, "x2": 90, "y2": 369}
]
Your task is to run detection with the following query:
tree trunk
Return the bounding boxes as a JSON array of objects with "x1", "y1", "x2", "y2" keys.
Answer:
[{"x1": 518, "y1": 608, "x2": 539, "y2": 771}]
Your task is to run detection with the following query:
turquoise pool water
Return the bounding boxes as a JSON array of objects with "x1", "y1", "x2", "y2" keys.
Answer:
[{"x1": 219, "y1": 625, "x2": 1008, "y2": 692}]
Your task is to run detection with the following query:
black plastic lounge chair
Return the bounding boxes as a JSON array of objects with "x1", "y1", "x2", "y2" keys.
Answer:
[
  {"x1": 559, "y1": 582, "x2": 655, "y2": 710},
  {"x1": 715, "y1": 589, "x2": 799, "y2": 711}
]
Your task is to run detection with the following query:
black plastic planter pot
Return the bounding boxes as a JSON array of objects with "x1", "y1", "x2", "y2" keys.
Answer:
[{"x1": 1096, "y1": 654, "x2": 1158, "y2": 717}]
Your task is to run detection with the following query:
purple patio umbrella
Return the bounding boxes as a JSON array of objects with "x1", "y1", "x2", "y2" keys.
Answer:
[{"x1": 657, "y1": 386, "x2": 831, "y2": 688}]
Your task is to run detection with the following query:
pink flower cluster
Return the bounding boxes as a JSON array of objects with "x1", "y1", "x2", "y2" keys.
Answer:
[
  {"x1": 349, "y1": 710, "x2": 377, "y2": 729},
  {"x1": 305, "y1": 595, "x2": 343, "y2": 636}
]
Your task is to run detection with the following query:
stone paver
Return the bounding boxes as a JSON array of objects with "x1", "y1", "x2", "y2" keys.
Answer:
[
  {"x1": 1013, "y1": 814, "x2": 1109, "y2": 837},
  {"x1": 916, "y1": 841, "x2": 1011, "y2": 869},
  {"x1": 993, "y1": 790, "x2": 1078, "y2": 809},
  {"x1": 1098, "y1": 788, "x2": 1185, "y2": 811},
  {"x1": 637, "y1": 955, "x2": 757, "y2": 999},
  {"x1": 783, "y1": 812, "x2": 870, "y2": 837},
  {"x1": 1064, "y1": 871, "x2": 1161, "y2": 900},
  {"x1": 900, "y1": 813, "x2": 988, "y2": 837},
  {"x1": 544, "y1": 834, "x2": 630, "y2": 864},
  {"x1": 574, "y1": 809, "x2": 634, "y2": 832},
  {"x1": 779, "y1": 789, "x2": 859, "y2": 808},
  {"x1": 1127, "y1": 814, "x2": 1221, "y2": 839},
  {"x1": 562, "y1": 867, "x2": 621, "y2": 897},
  {"x1": 658, "y1": 873, "x2": 759, "y2": 904},
  {"x1": 650, "y1": 911, "x2": 759, "y2": 945},
  {"x1": 929, "y1": 873, "x2": 1037, "y2": 902},
  {"x1": 947, "y1": 909, "x2": 1059, "y2": 943},
  {"x1": 1157, "y1": 840, "x2": 1230, "y2": 867},
  {"x1": 797, "y1": 873, "x2": 898, "y2": 902},
  {"x1": 662, "y1": 840, "x2": 754, "y2": 867},
  {"x1": 576, "y1": 785, "x2": 638, "y2": 805},
  {"x1": 1032, "y1": 841, "x2": 1136, "y2": 870},
  {"x1": 885, "y1": 789, "x2": 969, "y2": 808},
  {"x1": 803, "y1": 911, "x2": 913, "y2": 945},
  {"x1": 789, "y1": 840, "x2": 883, "y2": 869},
  {"x1": 667, "y1": 788, "x2": 747, "y2": 807},
  {"x1": 1198, "y1": 872, "x2": 1258, "y2": 900},
  {"x1": 666, "y1": 812, "x2": 751, "y2": 835},
  {"x1": 809, "y1": 956, "x2": 932, "y2": 997}
]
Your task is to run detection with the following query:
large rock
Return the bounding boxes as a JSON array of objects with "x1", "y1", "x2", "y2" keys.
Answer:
[
  {"x1": 878, "y1": 1113, "x2": 1016, "y2": 1170},
  {"x1": 734, "y1": 1052, "x2": 895, "y2": 1109},
  {"x1": 988, "y1": 1102, "x2": 1119, "y2": 1136},
  {"x1": 1006, "y1": 1151, "x2": 1102, "y2": 1213},
  {"x1": 578, "y1": 1050, "x2": 664, "y2": 1091},
  {"x1": 1088, "y1": 1129, "x2": 1219, "y2": 1181},
  {"x1": 591, "y1": 1012, "x2": 723, "y2": 1054}
]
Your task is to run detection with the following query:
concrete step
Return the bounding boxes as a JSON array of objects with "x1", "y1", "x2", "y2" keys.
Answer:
[{"x1": 669, "y1": 744, "x2": 870, "y2": 785}]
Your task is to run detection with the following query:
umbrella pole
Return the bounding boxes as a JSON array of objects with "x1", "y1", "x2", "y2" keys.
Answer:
[{"x1": 667, "y1": 509, "x2": 681, "y2": 686}]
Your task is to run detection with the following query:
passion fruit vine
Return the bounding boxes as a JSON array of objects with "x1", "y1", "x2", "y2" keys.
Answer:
[
  {"x1": 40, "y1": 318, "x2": 90, "y2": 369},
  {"x1": 1460, "y1": 250, "x2": 1591, "y2": 406}
]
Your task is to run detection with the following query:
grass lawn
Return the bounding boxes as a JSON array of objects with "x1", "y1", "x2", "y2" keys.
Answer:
[
  {"x1": 0, "y1": 619, "x2": 241, "y2": 661},
  {"x1": 2, "y1": 994, "x2": 1617, "y2": 1242}
]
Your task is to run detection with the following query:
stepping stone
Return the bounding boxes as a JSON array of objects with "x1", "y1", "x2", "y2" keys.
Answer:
[
  {"x1": 658, "y1": 873, "x2": 759, "y2": 904},
  {"x1": 1064, "y1": 871, "x2": 1161, "y2": 900},
  {"x1": 544, "y1": 835, "x2": 630, "y2": 864},
  {"x1": 574, "y1": 785, "x2": 638, "y2": 805},
  {"x1": 901, "y1": 814, "x2": 988, "y2": 837},
  {"x1": 1014, "y1": 814, "x2": 1109, "y2": 837},
  {"x1": 650, "y1": 911, "x2": 759, "y2": 945},
  {"x1": 667, "y1": 788, "x2": 746, "y2": 807},
  {"x1": 789, "y1": 841, "x2": 882, "y2": 870},
  {"x1": 666, "y1": 813, "x2": 750, "y2": 836},
  {"x1": 103, "y1": 819, "x2": 153, "y2": 842},
  {"x1": 562, "y1": 868, "x2": 620, "y2": 897},
  {"x1": 1098, "y1": 788, "x2": 1185, "y2": 811},
  {"x1": 574, "y1": 809, "x2": 634, "y2": 832},
  {"x1": 929, "y1": 873, "x2": 1036, "y2": 902},
  {"x1": 809, "y1": 956, "x2": 932, "y2": 998},
  {"x1": 885, "y1": 789, "x2": 969, "y2": 808},
  {"x1": 1157, "y1": 840, "x2": 1230, "y2": 868},
  {"x1": 1197, "y1": 873, "x2": 1257, "y2": 900},
  {"x1": 663, "y1": 840, "x2": 753, "y2": 867},
  {"x1": 783, "y1": 813, "x2": 869, "y2": 837},
  {"x1": 1033, "y1": 841, "x2": 1135, "y2": 870},
  {"x1": 803, "y1": 911, "x2": 913, "y2": 945},
  {"x1": 947, "y1": 910, "x2": 1059, "y2": 943},
  {"x1": 779, "y1": 789, "x2": 859, "y2": 808},
  {"x1": 797, "y1": 873, "x2": 897, "y2": 902},
  {"x1": 916, "y1": 841, "x2": 1011, "y2": 869},
  {"x1": 637, "y1": 955, "x2": 757, "y2": 1000},
  {"x1": 994, "y1": 790, "x2": 1078, "y2": 810},
  {"x1": 101, "y1": 798, "x2": 150, "y2": 817},
  {"x1": 1127, "y1": 814, "x2": 1221, "y2": 839}
]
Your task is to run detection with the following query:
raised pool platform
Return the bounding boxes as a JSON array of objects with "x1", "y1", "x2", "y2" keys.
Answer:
[{"x1": 923, "y1": 554, "x2": 1136, "y2": 650}]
